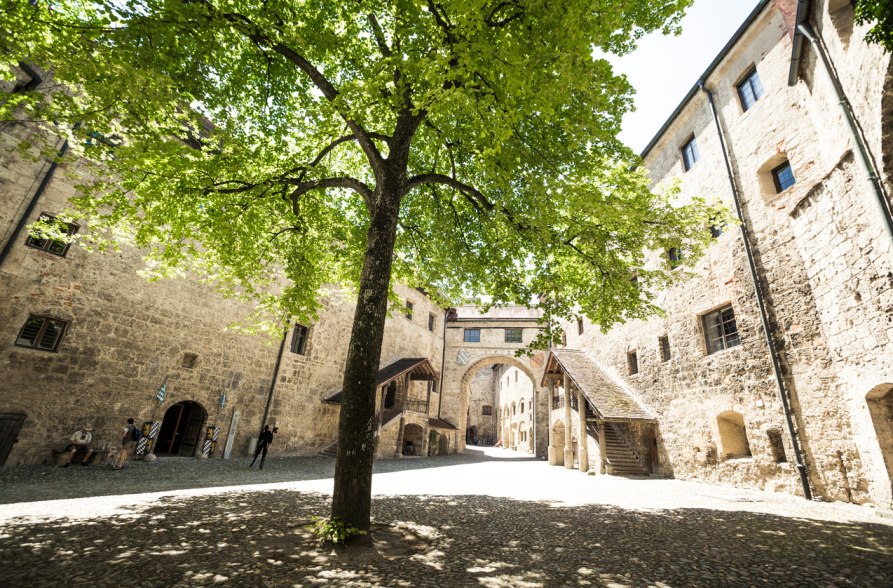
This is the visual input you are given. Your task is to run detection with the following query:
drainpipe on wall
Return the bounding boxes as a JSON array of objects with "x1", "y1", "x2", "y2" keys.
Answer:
[
  {"x1": 260, "y1": 323, "x2": 289, "y2": 435},
  {"x1": 0, "y1": 139, "x2": 69, "y2": 269},
  {"x1": 698, "y1": 81, "x2": 813, "y2": 500},
  {"x1": 794, "y1": 22, "x2": 893, "y2": 243}
]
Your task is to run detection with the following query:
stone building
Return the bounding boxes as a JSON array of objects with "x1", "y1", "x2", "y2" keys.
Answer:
[
  {"x1": 1, "y1": 0, "x2": 891, "y2": 515},
  {"x1": 496, "y1": 365, "x2": 535, "y2": 453},
  {"x1": 550, "y1": 0, "x2": 893, "y2": 510},
  {"x1": 0, "y1": 88, "x2": 449, "y2": 463}
]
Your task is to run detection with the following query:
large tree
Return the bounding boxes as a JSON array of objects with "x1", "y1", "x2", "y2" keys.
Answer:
[{"x1": 2, "y1": 0, "x2": 718, "y2": 533}]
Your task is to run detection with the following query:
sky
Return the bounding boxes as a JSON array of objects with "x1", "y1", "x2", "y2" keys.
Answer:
[{"x1": 612, "y1": 0, "x2": 762, "y2": 153}]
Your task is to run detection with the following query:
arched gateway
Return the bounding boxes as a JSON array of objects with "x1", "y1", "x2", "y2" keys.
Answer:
[{"x1": 439, "y1": 306, "x2": 550, "y2": 457}]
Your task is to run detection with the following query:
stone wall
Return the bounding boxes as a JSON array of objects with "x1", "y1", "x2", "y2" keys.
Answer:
[
  {"x1": 562, "y1": 2, "x2": 892, "y2": 506},
  {"x1": 0, "y1": 116, "x2": 445, "y2": 465}
]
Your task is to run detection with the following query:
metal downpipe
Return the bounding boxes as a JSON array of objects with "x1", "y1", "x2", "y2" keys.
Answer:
[
  {"x1": 795, "y1": 22, "x2": 893, "y2": 244},
  {"x1": 698, "y1": 81, "x2": 813, "y2": 500}
]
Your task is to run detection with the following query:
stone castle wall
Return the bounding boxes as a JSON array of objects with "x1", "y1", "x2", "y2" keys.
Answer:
[
  {"x1": 562, "y1": 1, "x2": 892, "y2": 506},
  {"x1": 0, "y1": 120, "x2": 445, "y2": 465}
]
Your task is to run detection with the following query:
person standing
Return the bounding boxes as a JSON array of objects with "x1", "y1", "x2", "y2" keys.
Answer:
[
  {"x1": 59, "y1": 425, "x2": 94, "y2": 467},
  {"x1": 249, "y1": 425, "x2": 274, "y2": 469},
  {"x1": 114, "y1": 418, "x2": 138, "y2": 470}
]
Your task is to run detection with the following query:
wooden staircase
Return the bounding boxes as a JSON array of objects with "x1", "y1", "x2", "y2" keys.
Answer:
[{"x1": 587, "y1": 421, "x2": 648, "y2": 476}]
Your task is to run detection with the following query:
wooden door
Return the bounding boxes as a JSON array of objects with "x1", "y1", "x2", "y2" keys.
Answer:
[
  {"x1": 0, "y1": 413, "x2": 26, "y2": 466},
  {"x1": 178, "y1": 407, "x2": 204, "y2": 456}
]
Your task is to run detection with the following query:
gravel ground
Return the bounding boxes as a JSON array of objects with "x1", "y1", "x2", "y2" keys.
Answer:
[{"x1": 1, "y1": 447, "x2": 891, "y2": 587}]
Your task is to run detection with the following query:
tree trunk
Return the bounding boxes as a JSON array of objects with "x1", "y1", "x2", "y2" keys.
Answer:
[{"x1": 331, "y1": 173, "x2": 402, "y2": 532}]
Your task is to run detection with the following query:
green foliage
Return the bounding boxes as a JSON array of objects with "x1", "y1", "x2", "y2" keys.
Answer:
[
  {"x1": 854, "y1": 0, "x2": 893, "y2": 52},
  {"x1": 308, "y1": 516, "x2": 367, "y2": 545},
  {"x1": 0, "y1": 0, "x2": 720, "y2": 342}
]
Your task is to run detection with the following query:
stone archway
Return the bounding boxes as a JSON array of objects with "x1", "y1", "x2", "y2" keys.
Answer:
[
  {"x1": 156, "y1": 400, "x2": 208, "y2": 457},
  {"x1": 451, "y1": 354, "x2": 544, "y2": 455}
]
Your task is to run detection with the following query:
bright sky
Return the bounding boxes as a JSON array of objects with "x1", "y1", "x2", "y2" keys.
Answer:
[{"x1": 612, "y1": 0, "x2": 762, "y2": 153}]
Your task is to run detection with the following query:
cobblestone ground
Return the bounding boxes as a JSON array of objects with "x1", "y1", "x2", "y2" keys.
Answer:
[{"x1": 1, "y1": 447, "x2": 891, "y2": 587}]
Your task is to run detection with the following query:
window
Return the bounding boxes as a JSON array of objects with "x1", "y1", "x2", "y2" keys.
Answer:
[
  {"x1": 514, "y1": 371, "x2": 518, "y2": 383},
  {"x1": 627, "y1": 351, "x2": 639, "y2": 375},
  {"x1": 15, "y1": 315, "x2": 67, "y2": 352},
  {"x1": 404, "y1": 300, "x2": 414, "y2": 320},
  {"x1": 736, "y1": 67, "x2": 764, "y2": 111},
  {"x1": 659, "y1": 336, "x2": 671, "y2": 362},
  {"x1": 25, "y1": 213, "x2": 78, "y2": 257},
  {"x1": 577, "y1": 317, "x2": 584, "y2": 335},
  {"x1": 771, "y1": 161, "x2": 796, "y2": 193},
  {"x1": 520, "y1": 401, "x2": 525, "y2": 413},
  {"x1": 181, "y1": 352, "x2": 198, "y2": 369},
  {"x1": 667, "y1": 247, "x2": 682, "y2": 268},
  {"x1": 290, "y1": 324, "x2": 309, "y2": 355},
  {"x1": 463, "y1": 328, "x2": 480, "y2": 343},
  {"x1": 504, "y1": 328, "x2": 523, "y2": 343},
  {"x1": 561, "y1": 331, "x2": 567, "y2": 346},
  {"x1": 630, "y1": 274, "x2": 639, "y2": 290},
  {"x1": 703, "y1": 305, "x2": 740, "y2": 354},
  {"x1": 428, "y1": 313, "x2": 436, "y2": 332},
  {"x1": 482, "y1": 405, "x2": 493, "y2": 416},
  {"x1": 710, "y1": 222, "x2": 725, "y2": 238},
  {"x1": 681, "y1": 136, "x2": 700, "y2": 171}
]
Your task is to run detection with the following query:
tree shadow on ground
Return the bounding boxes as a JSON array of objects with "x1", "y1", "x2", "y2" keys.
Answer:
[
  {"x1": 0, "y1": 447, "x2": 537, "y2": 504},
  {"x1": 0, "y1": 489, "x2": 890, "y2": 587}
]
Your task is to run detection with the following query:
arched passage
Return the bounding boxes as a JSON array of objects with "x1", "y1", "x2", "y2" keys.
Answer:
[
  {"x1": 402, "y1": 423, "x2": 425, "y2": 456},
  {"x1": 457, "y1": 355, "x2": 540, "y2": 454},
  {"x1": 156, "y1": 401, "x2": 207, "y2": 456}
]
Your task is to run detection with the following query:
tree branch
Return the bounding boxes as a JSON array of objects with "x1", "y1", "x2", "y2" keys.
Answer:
[
  {"x1": 407, "y1": 173, "x2": 494, "y2": 211},
  {"x1": 285, "y1": 176, "x2": 373, "y2": 212}
]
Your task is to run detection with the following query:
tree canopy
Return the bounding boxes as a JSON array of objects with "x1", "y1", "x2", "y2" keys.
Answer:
[{"x1": 1, "y1": 0, "x2": 723, "y2": 532}]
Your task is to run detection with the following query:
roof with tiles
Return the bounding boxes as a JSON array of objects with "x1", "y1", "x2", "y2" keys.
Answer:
[{"x1": 544, "y1": 349, "x2": 655, "y2": 422}]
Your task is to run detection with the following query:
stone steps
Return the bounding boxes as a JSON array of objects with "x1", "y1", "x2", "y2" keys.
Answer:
[
  {"x1": 319, "y1": 442, "x2": 337, "y2": 457},
  {"x1": 585, "y1": 422, "x2": 648, "y2": 476}
]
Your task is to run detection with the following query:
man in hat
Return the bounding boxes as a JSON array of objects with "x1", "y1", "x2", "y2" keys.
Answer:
[{"x1": 60, "y1": 425, "x2": 94, "y2": 467}]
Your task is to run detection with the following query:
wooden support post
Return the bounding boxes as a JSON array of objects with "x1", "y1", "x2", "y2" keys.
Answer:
[
  {"x1": 599, "y1": 419, "x2": 608, "y2": 474},
  {"x1": 563, "y1": 373, "x2": 574, "y2": 469},
  {"x1": 577, "y1": 389, "x2": 589, "y2": 473}
]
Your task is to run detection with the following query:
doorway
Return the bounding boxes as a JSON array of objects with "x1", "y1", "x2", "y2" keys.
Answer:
[
  {"x1": 0, "y1": 413, "x2": 26, "y2": 466},
  {"x1": 157, "y1": 401, "x2": 207, "y2": 456}
]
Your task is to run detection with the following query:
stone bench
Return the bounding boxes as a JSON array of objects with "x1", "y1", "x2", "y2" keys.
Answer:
[{"x1": 52, "y1": 446, "x2": 110, "y2": 466}]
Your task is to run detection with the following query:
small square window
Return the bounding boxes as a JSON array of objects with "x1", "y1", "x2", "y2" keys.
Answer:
[
  {"x1": 737, "y1": 67, "x2": 764, "y2": 111},
  {"x1": 25, "y1": 213, "x2": 78, "y2": 257},
  {"x1": 15, "y1": 315, "x2": 67, "y2": 352},
  {"x1": 710, "y1": 224, "x2": 724, "y2": 238},
  {"x1": 681, "y1": 136, "x2": 700, "y2": 171},
  {"x1": 577, "y1": 318, "x2": 584, "y2": 335},
  {"x1": 181, "y1": 352, "x2": 199, "y2": 369},
  {"x1": 463, "y1": 328, "x2": 481, "y2": 343},
  {"x1": 627, "y1": 351, "x2": 639, "y2": 375},
  {"x1": 290, "y1": 324, "x2": 309, "y2": 355},
  {"x1": 482, "y1": 405, "x2": 493, "y2": 416},
  {"x1": 505, "y1": 328, "x2": 523, "y2": 343},
  {"x1": 772, "y1": 161, "x2": 796, "y2": 193},
  {"x1": 659, "y1": 336, "x2": 671, "y2": 362},
  {"x1": 404, "y1": 300, "x2": 414, "y2": 320},
  {"x1": 667, "y1": 247, "x2": 682, "y2": 267},
  {"x1": 428, "y1": 313, "x2": 436, "y2": 332},
  {"x1": 702, "y1": 305, "x2": 741, "y2": 354}
]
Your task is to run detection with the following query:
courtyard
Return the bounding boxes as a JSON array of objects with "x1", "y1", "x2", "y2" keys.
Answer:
[{"x1": 1, "y1": 447, "x2": 891, "y2": 587}]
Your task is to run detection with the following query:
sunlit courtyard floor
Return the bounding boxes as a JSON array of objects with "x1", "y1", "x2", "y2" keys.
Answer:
[{"x1": 1, "y1": 447, "x2": 891, "y2": 587}]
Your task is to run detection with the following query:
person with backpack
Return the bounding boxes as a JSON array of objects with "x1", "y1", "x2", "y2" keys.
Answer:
[{"x1": 114, "y1": 417, "x2": 141, "y2": 470}]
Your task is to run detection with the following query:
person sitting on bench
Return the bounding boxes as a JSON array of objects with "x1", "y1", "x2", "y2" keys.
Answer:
[{"x1": 60, "y1": 425, "x2": 94, "y2": 467}]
